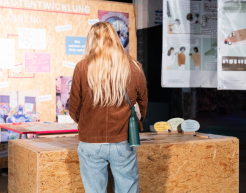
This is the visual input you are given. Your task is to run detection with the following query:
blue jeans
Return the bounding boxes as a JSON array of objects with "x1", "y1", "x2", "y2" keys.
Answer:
[{"x1": 77, "y1": 141, "x2": 139, "y2": 193}]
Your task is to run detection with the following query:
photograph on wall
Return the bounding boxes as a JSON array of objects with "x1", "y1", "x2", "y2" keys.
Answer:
[
  {"x1": 0, "y1": 91, "x2": 40, "y2": 123},
  {"x1": 56, "y1": 76, "x2": 72, "y2": 118},
  {"x1": 218, "y1": 0, "x2": 246, "y2": 90},
  {"x1": 162, "y1": 0, "x2": 217, "y2": 87},
  {"x1": 98, "y1": 10, "x2": 129, "y2": 53},
  {"x1": 0, "y1": 91, "x2": 40, "y2": 142}
]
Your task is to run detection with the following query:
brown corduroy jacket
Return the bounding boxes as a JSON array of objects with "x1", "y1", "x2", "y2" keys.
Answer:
[{"x1": 69, "y1": 59, "x2": 148, "y2": 143}]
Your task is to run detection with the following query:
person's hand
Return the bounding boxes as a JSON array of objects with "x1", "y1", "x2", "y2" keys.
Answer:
[
  {"x1": 134, "y1": 103, "x2": 141, "y2": 120},
  {"x1": 175, "y1": 52, "x2": 179, "y2": 55}
]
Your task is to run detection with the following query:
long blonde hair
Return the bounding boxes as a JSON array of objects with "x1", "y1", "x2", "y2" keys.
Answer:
[{"x1": 83, "y1": 22, "x2": 138, "y2": 107}]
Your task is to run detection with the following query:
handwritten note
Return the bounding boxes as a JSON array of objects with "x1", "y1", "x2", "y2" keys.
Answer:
[
  {"x1": 62, "y1": 61, "x2": 76, "y2": 69},
  {"x1": 88, "y1": 19, "x2": 99, "y2": 25},
  {"x1": 181, "y1": 120, "x2": 200, "y2": 132},
  {"x1": 55, "y1": 24, "x2": 72, "y2": 32},
  {"x1": 0, "y1": 81, "x2": 9, "y2": 88},
  {"x1": 154, "y1": 122, "x2": 172, "y2": 131},
  {"x1": 25, "y1": 103, "x2": 34, "y2": 112},
  {"x1": 40, "y1": 95, "x2": 52, "y2": 102},
  {"x1": 167, "y1": 118, "x2": 184, "y2": 131},
  {"x1": 19, "y1": 28, "x2": 46, "y2": 50}
]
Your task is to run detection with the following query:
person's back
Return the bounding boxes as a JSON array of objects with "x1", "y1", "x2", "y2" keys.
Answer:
[
  {"x1": 70, "y1": 58, "x2": 146, "y2": 143},
  {"x1": 69, "y1": 22, "x2": 148, "y2": 193}
]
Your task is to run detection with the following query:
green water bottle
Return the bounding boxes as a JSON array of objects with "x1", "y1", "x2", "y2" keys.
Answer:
[{"x1": 128, "y1": 106, "x2": 140, "y2": 147}]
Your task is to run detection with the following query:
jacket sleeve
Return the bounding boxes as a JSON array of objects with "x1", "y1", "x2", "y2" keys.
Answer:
[
  {"x1": 136, "y1": 65, "x2": 148, "y2": 123},
  {"x1": 69, "y1": 64, "x2": 82, "y2": 124}
]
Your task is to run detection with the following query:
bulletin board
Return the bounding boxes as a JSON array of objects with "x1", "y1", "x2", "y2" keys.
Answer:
[{"x1": 0, "y1": 0, "x2": 137, "y2": 122}]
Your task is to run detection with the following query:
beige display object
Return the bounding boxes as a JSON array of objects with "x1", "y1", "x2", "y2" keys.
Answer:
[
  {"x1": 8, "y1": 133, "x2": 238, "y2": 193},
  {"x1": 0, "y1": 0, "x2": 136, "y2": 122}
]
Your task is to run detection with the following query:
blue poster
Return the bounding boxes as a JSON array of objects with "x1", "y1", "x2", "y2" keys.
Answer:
[{"x1": 66, "y1": 36, "x2": 86, "y2": 55}]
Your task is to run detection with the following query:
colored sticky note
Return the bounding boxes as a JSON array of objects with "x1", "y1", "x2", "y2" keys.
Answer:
[
  {"x1": 167, "y1": 118, "x2": 184, "y2": 131},
  {"x1": 154, "y1": 122, "x2": 172, "y2": 131},
  {"x1": 66, "y1": 36, "x2": 86, "y2": 55},
  {"x1": 25, "y1": 53, "x2": 50, "y2": 73},
  {"x1": 181, "y1": 120, "x2": 200, "y2": 132}
]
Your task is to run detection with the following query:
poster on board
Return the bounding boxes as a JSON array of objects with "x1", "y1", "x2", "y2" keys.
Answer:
[
  {"x1": 218, "y1": 0, "x2": 246, "y2": 90},
  {"x1": 56, "y1": 76, "x2": 72, "y2": 118},
  {"x1": 162, "y1": 0, "x2": 217, "y2": 88},
  {"x1": 98, "y1": 11, "x2": 129, "y2": 53},
  {"x1": 0, "y1": 91, "x2": 40, "y2": 124},
  {"x1": 0, "y1": 91, "x2": 40, "y2": 142}
]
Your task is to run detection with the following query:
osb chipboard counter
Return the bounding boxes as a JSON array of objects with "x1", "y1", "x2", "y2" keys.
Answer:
[{"x1": 8, "y1": 133, "x2": 239, "y2": 193}]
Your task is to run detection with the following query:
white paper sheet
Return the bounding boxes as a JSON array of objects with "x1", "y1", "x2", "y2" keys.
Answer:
[
  {"x1": 0, "y1": 39, "x2": 15, "y2": 69},
  {"x1": 88, "y1": 19, "x2": 99, "y2": 25},
  {"x1": 19, "y1": 28, "x2": 46, "y2": 50},
  {"x1": 10, "y1": 101, "x2": 17, "y2": 108},
  {"x1": 55, "y1": 24, "x2": 72, "y2": 32},
  {"x1": 62, "y1": 61, "x2": 76, "y2": 69},
  {"x1": 25, "y1": 103, "x2": 34, "y2": 112},
  {"x1": 0, "y1": 81, "x2": 9, "y2": 88},
  {"x1": 40, "y1": 94, "x2": 52, "y2": 102}
]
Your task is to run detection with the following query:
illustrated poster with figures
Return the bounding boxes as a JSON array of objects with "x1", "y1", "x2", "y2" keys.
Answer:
[
  {"x1": 218, "y1": 0, "x2": 246, "y2": 90},
  {"x1": 162, "y1": 0, "x2": 217, "y2": 88}
]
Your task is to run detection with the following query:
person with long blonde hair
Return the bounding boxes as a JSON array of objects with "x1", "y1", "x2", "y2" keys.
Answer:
[{"x1": 69, "y1": 22, "x2": 148, "y2": 193}]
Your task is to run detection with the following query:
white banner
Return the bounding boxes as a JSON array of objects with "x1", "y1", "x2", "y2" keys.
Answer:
[
  {"x1": 218, "y1": 0, "x2": 246, "y2": 90},
  {"x1": 162, "y1": 0, "x2": 217, "y2": 88}
]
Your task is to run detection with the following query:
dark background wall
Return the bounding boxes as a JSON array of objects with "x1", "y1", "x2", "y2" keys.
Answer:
[
  {"x1": 109, "y1": 1, "x2": 246, "y2": 191},
  {"x1": 109, "y1": 0, "x2": 171, "y2": 131}
]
